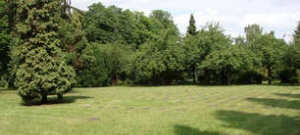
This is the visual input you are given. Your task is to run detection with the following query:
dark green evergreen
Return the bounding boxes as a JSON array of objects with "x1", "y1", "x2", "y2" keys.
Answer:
[
  {"x1": 187, "y1": 14, "x2": 197, "y2": 36},
  {"x1": 13, "y1": 0, "x2": 75, "y2": 104}
]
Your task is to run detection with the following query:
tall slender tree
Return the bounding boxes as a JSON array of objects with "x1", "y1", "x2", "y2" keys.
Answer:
[{"x1": 187, "y1": 14, "x2": 197, "y2": 36}]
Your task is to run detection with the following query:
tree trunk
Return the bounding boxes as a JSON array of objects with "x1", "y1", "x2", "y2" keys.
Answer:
[
  {"x1": 225, "y1": 67, "x2": 232, "y2": 85},
  {"x1": 227, "y1": 74, "x2": 232, "y2": 85},
  {"x1": 267, "y1": 66, "x2": 272, "y2": 85},
  {"x1": 203, "y1": 68, "x2": 209, "y2": 85},
  {"x1": 57, "y1": 94, "x2": 63, "y2": 100},
  {"x1": 112, "y1": 73, "x2": 118, "y2": 85},
  {"x1": 192, "y1": 66, "x2": 196, "y2": 84},
  {"x1": 41, "y1": 94, "x2": 48, "y2": 104}
]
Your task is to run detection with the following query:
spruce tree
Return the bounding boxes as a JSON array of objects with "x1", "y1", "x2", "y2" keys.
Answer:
[
  {"x1": 13, "y1": 0, "x2": 75, "y2": 104},
  {"x1": 187, "y1": 14, "x2": 197, "y2": 36}
]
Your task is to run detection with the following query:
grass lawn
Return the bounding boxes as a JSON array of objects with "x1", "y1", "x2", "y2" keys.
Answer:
[{"x1": 1, "y1": 85, "x2": 300, "y2": 135}]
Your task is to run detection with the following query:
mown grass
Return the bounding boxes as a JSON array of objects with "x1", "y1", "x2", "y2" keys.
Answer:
[{"x1": 0, "y1": 85, "x2": 300, "y2": 135}]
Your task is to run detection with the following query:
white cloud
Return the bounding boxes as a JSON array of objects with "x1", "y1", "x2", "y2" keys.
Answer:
[{"x1": 72, "y1": 0, "x2": 300, "y2": 41}]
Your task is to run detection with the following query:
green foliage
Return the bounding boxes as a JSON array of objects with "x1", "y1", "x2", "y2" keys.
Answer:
[
  {"x1": 134, "y1": 12, "x2": 167, "y2": 47},
  {"x1": 132, "y1": 30, "x2": 184, "y2": 85},
  {"x1": 184, "y1": 23, "x2": 232, "y2": 84},
  {"x1": 200, "y1": 46, "x2": 259, "y2": 85},
  {"x1": 182, "y1": 34, "x2": 203, "y2": 83},
  {"x1": 244, "y1": 24, "x2": 263, "y2": 49},
  {"x1": 14, "y1": 46, "x2": 76, "y2": 101},
  {"x1": 13, "y1": 0, "x2": 75, "y2": 103},
  {"x1": 83, "y1": 4, "x2": 179, "y2": 49},
  {"x1": 150, "y1": 10, "x2": 179, "y2": 36},
  {"x1": 284, "y1": 45, "x2": 300, "y2": 69},
  {"x1": 183, "y1": 14, "x2": 198, "y2": 83},
  {"x1": 58, "y1": 11, "x2": 87, "y2": 53},
  {"x1": 197, "y1": 24, "x2": 232, "y2": 56},
  {"x1": 77, "y1": 43, "x2": 132, "y2": 87},
  {"x1": 279, "y1": 23, "x2": 300, "y2": 84},
  {"x1": 83, "y1": 3, "x2": 140, "y2": 46},
  {"x1": 291, "y1": 22, "x2": 300, "y2": 69},
  {"x1": 244, "y1": 24, "x2": 287, "y2": 84},
  {"x1": 57, "y1": 10, "x2": 90, "y2": 72},
  {"x1": 82, "y1": 4, "x2": 183, "y2": 85},
  {"x1": 150, "y1": 10, "x2": 173, "y2": 28},
  {"x1": 259, "y1": 33, "x2": 285, "y2": 69}
]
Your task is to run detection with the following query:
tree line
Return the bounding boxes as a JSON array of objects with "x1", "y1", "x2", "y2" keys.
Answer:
[{"x1": 0, "y1": 0, "x2": 299, "y2": 103}]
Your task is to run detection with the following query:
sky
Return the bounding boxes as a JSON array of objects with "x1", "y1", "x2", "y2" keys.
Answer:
[{"x1": 72, "y1": 0, "x2": 300, "y2": 42}]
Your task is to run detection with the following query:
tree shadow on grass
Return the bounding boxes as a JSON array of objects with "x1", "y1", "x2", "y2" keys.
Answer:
[
  {"x1": 215, "y1": 110, "x2": 300, "y2": 135},
  {"x1": 274, "y1": 93, "x2": 300, "y2": 99},
  {"x1": 174, "y1": 125, "x2": 222, "y2": 135},
  {"x1": 22, "y1": 95, "x2": 93, "y2": 106},
  {"x1": 247, "y1": 98, "x2": 300, "y2": 110}
]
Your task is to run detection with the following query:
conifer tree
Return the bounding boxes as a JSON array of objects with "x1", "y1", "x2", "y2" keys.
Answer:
[
  {"x1": 187, "y1": 14, "x2": 197, "y2": 36},
  {"x1": 13, "y1": 0, "x2": 75, "y2": 104}
]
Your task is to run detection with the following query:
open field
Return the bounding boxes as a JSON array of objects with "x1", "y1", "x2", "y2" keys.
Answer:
[{"x1": 1, "y1": 85, "x2": 300, "y2": 135}]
